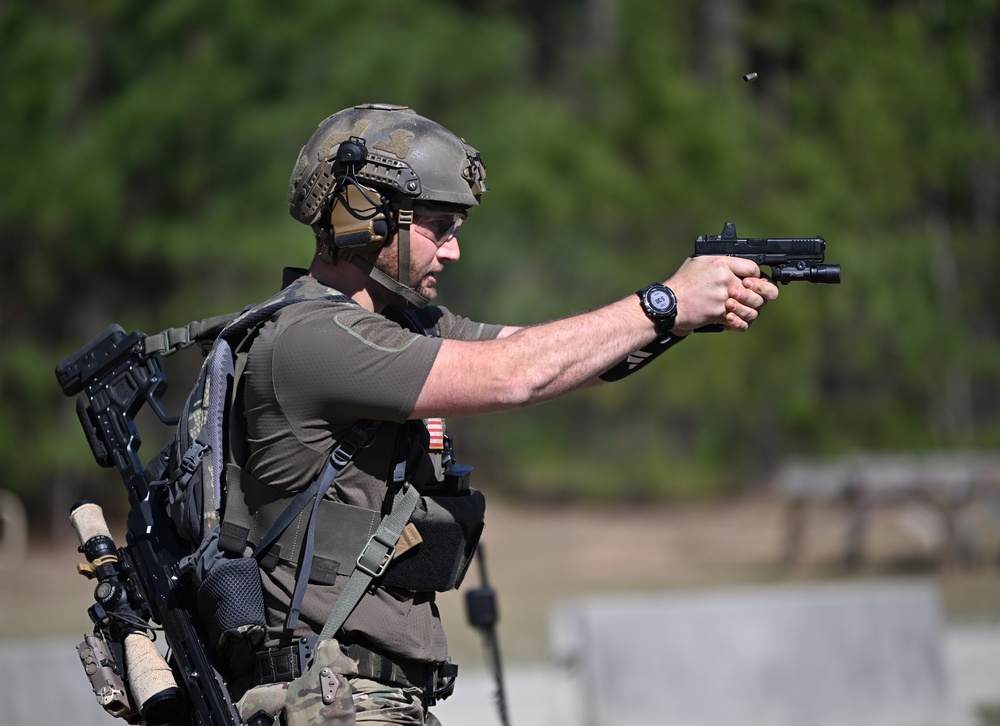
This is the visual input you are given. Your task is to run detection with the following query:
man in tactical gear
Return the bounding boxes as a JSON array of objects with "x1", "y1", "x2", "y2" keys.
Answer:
[{"x1": 232, "y1": 103, "x2": 778, "y2": 724}]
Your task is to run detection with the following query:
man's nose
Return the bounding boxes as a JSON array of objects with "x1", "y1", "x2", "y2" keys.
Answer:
[{"x1": 437, "y1": 236, "x2": 461, "y2": 263}]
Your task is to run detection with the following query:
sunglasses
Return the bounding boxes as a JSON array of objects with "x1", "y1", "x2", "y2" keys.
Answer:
[{"x1": 412, "y1": 204, "x2": 467, "y2": 244}]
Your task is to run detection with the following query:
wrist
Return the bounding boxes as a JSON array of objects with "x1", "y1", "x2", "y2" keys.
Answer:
[{"x1": 636, "y1": 283, "x2": 678, "y2": 337}]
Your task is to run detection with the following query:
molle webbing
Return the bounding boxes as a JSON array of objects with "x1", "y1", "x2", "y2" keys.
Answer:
[{"x1": 219, "y1": 464, "x2": 382, "y2": 584}]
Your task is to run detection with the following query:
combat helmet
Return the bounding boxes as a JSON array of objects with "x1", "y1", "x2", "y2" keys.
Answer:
[{"x1": 288, "y1": 103, "x2": 488, "y2": 307}]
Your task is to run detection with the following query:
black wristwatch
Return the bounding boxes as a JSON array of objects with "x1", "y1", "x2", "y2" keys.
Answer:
[{"x1": 636, "y1": 283, "x2": 678, "y2": 336}]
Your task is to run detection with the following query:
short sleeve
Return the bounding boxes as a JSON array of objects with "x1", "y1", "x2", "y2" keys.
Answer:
[{"x1": 271, "y1": 305, "x2": 443, "y2": 426}]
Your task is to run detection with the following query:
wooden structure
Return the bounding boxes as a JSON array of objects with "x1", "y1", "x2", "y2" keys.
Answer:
[{"x1": 775, "y1": 452, "x2": 1000, "y2": 567}]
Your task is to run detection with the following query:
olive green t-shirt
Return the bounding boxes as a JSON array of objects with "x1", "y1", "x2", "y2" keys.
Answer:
[{"x1": 242, "y1": 274, "x2": 502, "y2": 661}]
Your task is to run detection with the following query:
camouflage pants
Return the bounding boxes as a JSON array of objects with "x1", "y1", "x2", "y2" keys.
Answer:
[
  {"x1": 236, "y1": 640, "x2": 442, "y2": 725},
  {"x1": 351, "y1": 677, "x2": 441, "y2": 725}
]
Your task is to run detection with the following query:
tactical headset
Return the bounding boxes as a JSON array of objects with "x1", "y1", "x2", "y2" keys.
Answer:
[
  {"x1": 316, "y1": 137, "x2": 426, "y2": 307},
  {"x1": 316, "y1": 138, "x2": 392, "y2": 257}
]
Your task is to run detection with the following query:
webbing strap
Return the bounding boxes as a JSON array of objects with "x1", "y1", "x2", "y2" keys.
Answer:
[
  {"x1": 396, "y1": 201, "x2": 413, "y2": 289},
  {"x1": 163, "y1": 432, "x2": 209, "y2": 507},
  {"x1": 259, "y1": 422, "x2": 378, "y2": 632},
  {"x1": 318, "y1": 480, "x2": 421, "y2": 641},
  {"x1": 143, "y1": 313, "x2": 240, "y2": 357},
  {"x1": 340, "y1": 252, "x2": 428, "y2": 310},
  {"x1": 284, "y1": 468, "x2": 333, "y2": 631}
]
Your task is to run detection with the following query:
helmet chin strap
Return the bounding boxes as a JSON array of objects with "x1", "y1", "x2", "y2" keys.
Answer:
[
  {"x1": 339, "y1": 251, "x2": 429, "y2": 309},
  {"x1": 335, "y1": 200, "x2": 428, "y2": 309},
  {"x1": 396, "y1": 205, "x2": 413, "y2": 290}
]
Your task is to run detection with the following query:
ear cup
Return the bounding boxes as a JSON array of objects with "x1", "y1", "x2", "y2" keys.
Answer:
[{"x1": 330, "y1": 184, "x2": 390, "y2": 255}]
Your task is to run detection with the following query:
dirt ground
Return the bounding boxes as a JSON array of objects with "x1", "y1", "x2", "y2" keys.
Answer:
[{"x1": 3, "y1": 492, "x2": 1000, "y2": 668}]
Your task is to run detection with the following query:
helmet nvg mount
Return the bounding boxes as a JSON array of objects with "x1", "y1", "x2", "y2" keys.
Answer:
[{"x1": 288, "y1": 103, "x2": 488, "y2": 308}]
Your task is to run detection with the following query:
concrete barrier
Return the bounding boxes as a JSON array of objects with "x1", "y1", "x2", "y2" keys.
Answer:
[{"x1": 550, "y1": 580, "x2": 973, "y2": 726}]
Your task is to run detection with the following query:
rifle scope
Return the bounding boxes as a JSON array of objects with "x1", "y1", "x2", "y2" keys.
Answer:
[{"x1": 70, "y1": 500, "x2": 183, "y2": 726}]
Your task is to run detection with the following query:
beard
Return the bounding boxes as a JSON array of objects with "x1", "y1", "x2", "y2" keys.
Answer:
[{"x1": 370, "y1": 238, "x2": 436, "y2": 307}]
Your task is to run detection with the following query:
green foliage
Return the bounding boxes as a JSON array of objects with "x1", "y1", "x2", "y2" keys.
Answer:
[{"x1": 3, "y1": 0, "x2": 1000, "y2": 520}]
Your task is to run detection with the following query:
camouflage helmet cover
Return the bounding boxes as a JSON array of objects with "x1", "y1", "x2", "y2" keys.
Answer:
[{"x1": 288, "y1": 103, "x2": 488, "y2": 227}]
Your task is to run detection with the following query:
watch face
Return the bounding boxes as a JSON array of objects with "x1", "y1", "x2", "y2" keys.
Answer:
[{"x1": 646, "y1": 285, "x2": 676, "y2": 314}]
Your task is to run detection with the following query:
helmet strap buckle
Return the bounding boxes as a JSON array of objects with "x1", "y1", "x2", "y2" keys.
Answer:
[{"x1": 396, "y1": 203, "x2": 413, "y2": 288}]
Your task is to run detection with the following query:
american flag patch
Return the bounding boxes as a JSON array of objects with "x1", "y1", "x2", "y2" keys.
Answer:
[{"x1": 426, "y1": 418, "x2": 445, "y2": 451}]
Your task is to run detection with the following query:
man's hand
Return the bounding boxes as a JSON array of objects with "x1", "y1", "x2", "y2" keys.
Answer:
[{"x1": 667, "y1": 256, "x2": 779, "y2": 336}]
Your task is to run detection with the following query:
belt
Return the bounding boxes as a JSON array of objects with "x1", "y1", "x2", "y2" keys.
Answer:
[{"x1": 253, "y1": 638, "x2": 458, "y2": 703}]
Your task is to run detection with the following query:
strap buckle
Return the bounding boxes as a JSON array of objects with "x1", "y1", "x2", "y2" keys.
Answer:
[
  {"x1": 179, "y1": 439, "x2": 209, "y2": 474},
  {"x1": 356, "y1": 531, "x2": 397, "y2": 579},
  {"x1": 330, "y1": 423, "x2": 378, "y2": 468},
  {"x1": 143, "y1": 326, "x2": 193, "y2": 358}
]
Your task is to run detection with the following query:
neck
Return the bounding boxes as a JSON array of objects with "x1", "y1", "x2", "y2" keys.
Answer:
[{"x1": 308, "y1": 255, "x2": 383, "y2": 312}]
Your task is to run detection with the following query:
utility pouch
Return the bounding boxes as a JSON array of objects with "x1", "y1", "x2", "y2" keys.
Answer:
[
  {"x1": 282, "y1": 638, "x2": 358, "y2": 725},
  {"x1": 188, "y1": 528, "x2": 266, "y2": 677},
  {"x1": 382, "y1": 488, "x2": 486, "y2": 593}
]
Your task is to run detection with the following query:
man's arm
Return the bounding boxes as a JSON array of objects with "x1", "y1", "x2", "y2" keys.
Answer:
[{"x1": 410, "y1": 256, "x2": 777, "y2": 419}]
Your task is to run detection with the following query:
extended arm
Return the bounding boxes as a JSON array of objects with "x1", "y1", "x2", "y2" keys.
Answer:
[{"x1": 411, "y1": 256, "x2": 777, "y2": 419}]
